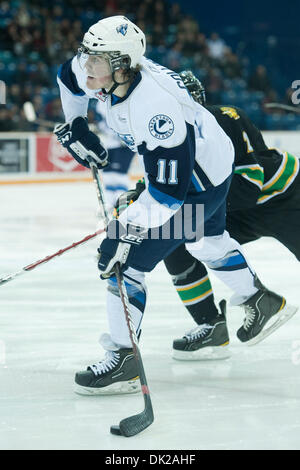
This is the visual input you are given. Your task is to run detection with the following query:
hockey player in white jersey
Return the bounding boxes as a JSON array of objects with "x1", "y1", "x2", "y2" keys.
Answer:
[{"x1": 54, "y1": 16, "x2": 288, "y2": 395}]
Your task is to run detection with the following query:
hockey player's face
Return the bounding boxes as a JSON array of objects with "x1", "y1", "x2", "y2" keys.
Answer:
[{"x1": 85, "y1": 56, "x2": 112, "y2": 90}]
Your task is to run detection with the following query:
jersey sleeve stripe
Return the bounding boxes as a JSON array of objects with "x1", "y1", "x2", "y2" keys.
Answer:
[
  {"x1": 234, "y1": 164, "x2": 264, "y2": 188},
  {"x1": 148, "y1": 183, "x2": 183, "y2": 208},
  {"x1": 257, "y1": 153, "x2": 299, "y2": 204},
  {"x1": 193, "y1": 161, "x2": 214, "y2": 190},
  {"x1": 262, "y1": 151, "x2": 289, "y2": 191}
]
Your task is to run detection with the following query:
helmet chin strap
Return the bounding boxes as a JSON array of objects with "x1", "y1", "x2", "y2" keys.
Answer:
[{"x1": 105, "y1": 69, "x2": 133, "y2": 95}]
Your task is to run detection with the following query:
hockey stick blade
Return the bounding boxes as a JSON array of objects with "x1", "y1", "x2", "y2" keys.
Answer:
[{"x1": 110, "y1": 395, "x2": 154, "y2": 437}]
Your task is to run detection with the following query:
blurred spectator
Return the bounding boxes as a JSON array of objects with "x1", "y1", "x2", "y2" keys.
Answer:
[
  {"x1": 262, "y1": 89, "x2": 281, "y2": 114},
  {"x1": 248, "y1": 65, "x2": 273, "y2": 93},
  {"x1": 192, "y1": 33, "x2": 210, "y2": 70},
  {"x1": 52, "y1": 5, "x2": 64, "y2": 24},
  {"x1": 151, "y1": 22, "x2": 165, "y2": 47},
  {"x1": 207, "y1": 32, "x2": 227, "y2": 61},
  {"x1": 195, "y1": 33, "x2": 209, "y2": 56},
  {"x1": 0, "y1": 107, "x2": 15, "y2": 131},
  {"x1": 16, "y1": 4, "x2": 31, "y2": 28},
  {"x1": 8, "y1": 84, "x2": 23, "y2": 107},
  {"x1": 221, "y1": 47, "x2": 243, "y2": 79},
  {"x1": 31, "y1": 30, "x2": 46, "y2": 54},
  {"x1": 0, "y1": 0, "x2": 295, "y2": 132},
  {"x1": 29, "y1": 62, "x2": 52, "y2": 87},
  {"x1": 45, "y1": 97, "x2": 64, "y2": 122},
  {"x1": 165, "y1": 41, "x2": 183, "y2": 70},
  {"x1": 178, "y1": 15, "x2": 199, "y2": 37},
  {"x1": 20, "y1": 84, "x2": 35, "y2": 105},
  {"x1": 168, "y1": 2, "x2": 182, "y2": 25},
  {"x1": 204, "y1": 67, "x2": 224, "y2": 104},
  {"x1": 152, "y1": 0, "x2": 168, "y2": 27},
  {"x1": 14, "y1": 109, "x2": 36, "y2": 132},
  {"x1": 32, "y1": 94, "x2": 46, "y2": 119},
  {"x1": 0, "y1": 1, "x2": 13, "y2": 27}
]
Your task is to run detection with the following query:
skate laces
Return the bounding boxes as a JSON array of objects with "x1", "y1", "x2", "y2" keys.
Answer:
[
  {"x1": 89, "y1": 351, "x2": 120, "y2": 376},
  {"x1": 243, "y1": 305, "x2": 256, "y2": 331},
  {"x1": 184, "y1": 324, "x2": 213, "y2": 342}
]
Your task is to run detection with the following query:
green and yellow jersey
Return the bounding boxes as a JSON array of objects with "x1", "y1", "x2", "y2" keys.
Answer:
[{"x1": 206, "y1": 105, "x2": 300, "y2": 211}]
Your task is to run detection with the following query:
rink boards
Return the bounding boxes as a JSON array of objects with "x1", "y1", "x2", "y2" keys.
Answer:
[{"x1": 0, "y1": 131, "x2": 299, "y2": 185}]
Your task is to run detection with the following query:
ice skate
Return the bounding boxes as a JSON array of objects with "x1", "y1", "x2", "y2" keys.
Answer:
[
  {"x1": 237, "y1": 278, "x2": 298, "y2": 346},
  {"x1": 75, "y1": 348, "x2": 140, "y2": 395},
  {"x1": 172, "y1": 300, "x2": 230, "y2": 360}
]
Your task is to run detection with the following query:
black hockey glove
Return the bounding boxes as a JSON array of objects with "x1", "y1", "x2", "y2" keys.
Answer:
[
  {"x1": 54, "y1": 116, "x2": 108, "y2": 169},
  {"x1": 98, "y1": 219, "x2": 146, "y2": 279},
  {"x1": 113, "y1": 178, "x2": 146, "y2": 218}
]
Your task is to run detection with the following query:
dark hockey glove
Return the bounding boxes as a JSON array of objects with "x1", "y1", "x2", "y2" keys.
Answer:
[
  {"x1": 98, "y1": 219, "x2": 146, "y2": 279},
  {"x1": 54, "y1": 116, "x2": 108, "y2": 169},
  {"x1": 113, "y1": 178, "x2": 146, "y2": 218}
]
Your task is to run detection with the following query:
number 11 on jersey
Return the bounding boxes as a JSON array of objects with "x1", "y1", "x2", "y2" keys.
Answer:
[{"x1": 156, "y1": 159, "x2": 178, "y2": 184}]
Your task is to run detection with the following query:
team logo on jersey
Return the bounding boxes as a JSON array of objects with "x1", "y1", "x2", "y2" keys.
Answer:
[
  {"x1": 116, "y1": 24, "x2": 128, "y2": 36},
  {"x1": 149, "y1": 115, "x2": 174, "y2": 140},
  {"x1": 117, "y1": 132, "x2": 135, "y2": 150}
]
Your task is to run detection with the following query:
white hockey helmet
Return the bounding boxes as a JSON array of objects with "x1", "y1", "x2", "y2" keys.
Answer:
[{"x1": 79, "y1": 16, "x2": 146, "y2": 70}]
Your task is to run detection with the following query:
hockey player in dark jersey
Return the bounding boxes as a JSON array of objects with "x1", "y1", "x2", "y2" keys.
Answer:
[
  {"x1": 167, "y1": 71, "x2": 300, "y2": 358},
  {"x1": 115, "y1": 71, "x2": 299, "y2": 360}
]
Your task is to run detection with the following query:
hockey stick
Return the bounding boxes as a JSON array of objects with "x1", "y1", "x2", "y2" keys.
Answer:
[
  {"x1": 88, "y1": 158, "x2": 154, "y2": 437},
  {"x1": 23, "y1": 102, "x2": 58, "y2": 129},
  {"x1": 0, "y1": 228, "x2": 104, "y2": 287},
  {"x1": 264, "y1": 102, "x2": 300, "y2": 113},
  {"x1": 23, "y1": 102, "x2": 99, "y2": 132}
]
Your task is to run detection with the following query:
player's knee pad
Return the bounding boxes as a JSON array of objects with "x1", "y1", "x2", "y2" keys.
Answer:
[
  {"x1": 186, "y1": 231, "x2": 241, "y2": 263},
  {"x1": 107, "y1": 268, "x2": 147, "y2": 315}
]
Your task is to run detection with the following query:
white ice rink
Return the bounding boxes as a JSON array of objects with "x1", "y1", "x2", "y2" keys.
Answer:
[{"x1": 0, "y1": 181, "x2": 299, "y2": 450}]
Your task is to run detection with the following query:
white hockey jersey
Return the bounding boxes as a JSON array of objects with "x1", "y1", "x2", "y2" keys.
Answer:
[
  {"x1": 57, "y1": 56, "x2": 234, "y2": 228},
  {"x1": 95, "y1": 103, "x2": 126, "y2": 150}
]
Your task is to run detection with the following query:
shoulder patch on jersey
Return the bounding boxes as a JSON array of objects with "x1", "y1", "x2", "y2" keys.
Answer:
[
  {"x1": 95, "y1": 90, "x2": 108, "y2": 102},
  {"x1": 148, "y1": 115, "x2": 174, "y2": 140},
  {"x1": 220, "y1": 107, "x2": 240, "y2": 120},
  {"x1": 116, "y1": 132, "x2": 135, "y2": 150}
]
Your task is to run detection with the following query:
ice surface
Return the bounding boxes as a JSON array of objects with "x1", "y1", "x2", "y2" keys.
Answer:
[{"x1": 0, "y1": 182, "x2": 299, "y2": 450}]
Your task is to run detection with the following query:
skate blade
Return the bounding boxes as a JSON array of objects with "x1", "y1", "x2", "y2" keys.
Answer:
[
  {"x1": 74, "y1": 377, "x2": 141, "y2": 396},
  {"x1": 247, "y1": 304, "x2": 298, "y2": 347},
  {"x1": 172, "y1": 343, "x2": 231, "y2": 361}
]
